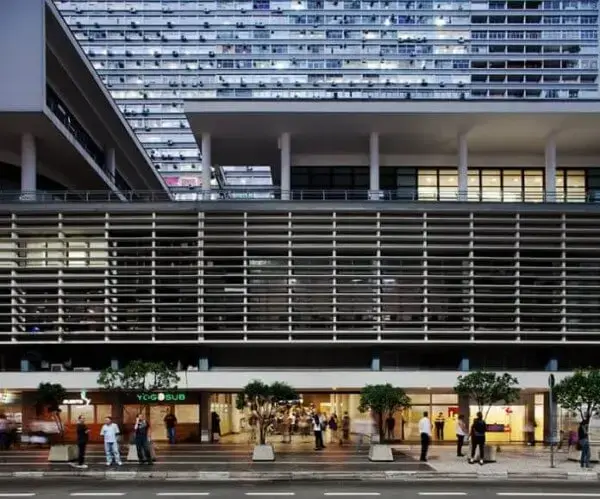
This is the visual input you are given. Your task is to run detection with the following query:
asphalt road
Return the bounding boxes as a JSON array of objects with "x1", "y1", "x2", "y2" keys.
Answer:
[{"x1": 1, "y1": 481, "x2": 600, "y2": 498}]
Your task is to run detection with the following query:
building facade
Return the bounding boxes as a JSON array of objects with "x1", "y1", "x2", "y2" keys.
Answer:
[{"x1": 54, "y1": 0, "x2": 600, "y2": 183}]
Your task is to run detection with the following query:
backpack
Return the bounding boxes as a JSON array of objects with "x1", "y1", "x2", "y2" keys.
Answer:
[{"x1": 473, "y1": 419, "x2": 486, "y2": 437}]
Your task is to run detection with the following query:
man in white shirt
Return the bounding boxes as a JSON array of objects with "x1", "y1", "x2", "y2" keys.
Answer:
[
  {"x1": 100, "y1": 416, "x2": 122, "y2": 466},
  {"x1": 418, "y1": 411, "x2": 432, "y2": 462}
]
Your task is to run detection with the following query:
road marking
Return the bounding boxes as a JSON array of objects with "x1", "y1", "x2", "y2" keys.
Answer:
[
  {"x1": 324, "y1": 494, "x2": 381, "y2": 497},
  {"x1": 156, "y1": 494, "x2": 210, "y2": 497},
  {"x1": 419, "y1": 494, "x2": 467, "y2": 496},
  {"x1": 70, "y1": 494, "x2": 126, "y2": 497},
  {"x1": 0, "y1": 495, "x2": 36, "y2": 498},
  {"x1": 245, "y1": 494, "x2": 295, "y2": 497},
  {"x1": 497, "y1": 494, "x2": 600, "y2": 497}
]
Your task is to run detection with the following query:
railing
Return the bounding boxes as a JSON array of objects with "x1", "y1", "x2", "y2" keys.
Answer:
[{"x1": 0, "y1": 189, "x2": 597, "y2": 203}]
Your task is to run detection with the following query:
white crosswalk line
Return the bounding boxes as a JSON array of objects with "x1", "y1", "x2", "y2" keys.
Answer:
[
  {"x1": 70, "y1": 494, "x2": 126, "y2": 497},
  {"x1": 324, "y1": 494, "x2": 381, "y2": 497},
  {"x1": 0, "y1": 495, "x2": 36, "y2": 498},
  {"x1": 419, "y1": 494, "x2": 467, "y2": 496},
  {"x1": 245, "y1": 494, "x2": 295, "y2": 497}
]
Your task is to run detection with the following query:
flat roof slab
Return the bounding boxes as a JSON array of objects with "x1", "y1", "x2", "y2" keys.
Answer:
[{"x1": 186, "y1": 100, "x2": 600, "y2": 163}]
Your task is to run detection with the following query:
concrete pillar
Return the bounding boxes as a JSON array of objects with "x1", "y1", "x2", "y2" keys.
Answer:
[
  {"x1": 201, "y1": 133, "x2": 212, "y2": 200},
  {"x1": 545, "y1": 135, "x2": 557, "y2": 202},
  {"x1": 543, "y1": 392, "x2": 558, "y2": 444},
  {"x1": 458, "y1": 133, "x2": 468, "y2": 201},
  {"x1": 21, "y1": 133, "x2": 37, "y2": 194},
  {"x1": 106, "y1": 148, "x2": 116, "y2": 180},
  {"x1": 279, "y1": 132, "x2": 291, "y2": 200},
  {"x1": 369, "y1": 132, "x2": 380, "y2": 200},
  {"x1": 200, "y1": 391, "x2": 212, "y2": 443}
]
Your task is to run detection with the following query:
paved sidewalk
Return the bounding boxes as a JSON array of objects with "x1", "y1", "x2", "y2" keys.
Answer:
[{"x1": 0, "y1": 443, "x2": 597, "y2": 482}]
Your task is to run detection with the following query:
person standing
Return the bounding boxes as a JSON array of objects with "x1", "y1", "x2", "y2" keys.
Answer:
[
  {"x1": 313, "y1": 413, "x2": 324, "y2": 450},
  {"x1": 75, "y1": 415, "x2": 89, "y2": 468},
  {"x1": 578, "y1": 418, "x2": 591, "y2": 469},
  {"x1": 385, "y1": 415, "x2": 396, "y2": 441},
  {"x1": 455, "y1": 414, "x2": 467, "y2": 457},
  {"x1": 0, "y1": 414, "x2": 8, "y2": 450},
  {"x1": 164, "y1": 410, "x2": 177, "y2": 445},
  {"x1": 435, "y1": 412, "x2": 446, "y2": 440},
  {"x1": 469, "y1": 411, "x2": 487, "y2": 465},
  {"x1": 100, "y1": 416, "x2": 122, "y2": 466},
  {"x1": 418, "y1": 411, "x2": 432, "y2": 462},
  {"x1": 134, "y1": 413, "x2": 153, "y2": 465},
  {"x1": 341, "y1": 412, "x2": 351, "y2": 445}
]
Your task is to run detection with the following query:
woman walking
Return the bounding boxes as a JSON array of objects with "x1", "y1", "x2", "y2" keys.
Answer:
[{"x1": 455, "y1": 414, "x2": 467, "y2": 457}]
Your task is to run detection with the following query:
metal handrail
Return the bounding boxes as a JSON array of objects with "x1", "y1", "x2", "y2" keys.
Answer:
[{"x1": 0, "y1": 189, "x2": 595, "y2": 203}]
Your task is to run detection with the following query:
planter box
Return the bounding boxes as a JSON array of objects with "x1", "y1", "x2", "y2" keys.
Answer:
[
  {"x1": 48, "y1": 444, "x2": 78, "y2": 462},
  {"x1": 127, "y1": 444, "x2": 138, "y2": 462},
  {"x1": 252, "y1": 444, "x2": 275, "y2": 462},
  {"x1": 368, "y1": 444, "x2": 394, "y2": 462},
  {"x1": 484, "y1": 444, "x2": 497, "y2": 462}
]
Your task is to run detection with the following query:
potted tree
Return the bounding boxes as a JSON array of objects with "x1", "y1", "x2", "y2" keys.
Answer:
[
  {"x1": 35, "y1": 382, "x2": 74, "y2": 462},
  {"x1": 554, "y1": 368, "x2": 600, "y2": 463},
  {"x1": 359, "y1": 384, "x2": 411, "y2": 462},
  {"x1": 454, "y1": 371, "x2": 520, "y2": 462},
  {"x1": 236, "y1": 380, "x2": 297, "y2": 461},
  {"x1": 97, "y1": 360, "x2": 180, "y2": 461}
]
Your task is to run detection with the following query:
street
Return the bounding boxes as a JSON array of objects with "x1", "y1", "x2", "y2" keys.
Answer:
[{"x1": 0, "y1": 481, "x2": 599, "y2": 498}]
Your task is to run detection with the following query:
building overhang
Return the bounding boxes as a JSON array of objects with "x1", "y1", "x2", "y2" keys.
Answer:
[{"x1": 185, "y1": 99, "x2": 600, "y2": 164}]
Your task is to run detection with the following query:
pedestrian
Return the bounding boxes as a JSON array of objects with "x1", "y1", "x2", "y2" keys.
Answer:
[
  {"x1": 578, "y1": 418, "x2": 591, "y2": 469},
  {"x1": 418, "y1": 411, "x2": 431, "y2": 462},
  {"x1": 313, "y1": 413, "x2": 324, "y2": 450},
  {"x1": 163, "y1": 409, "x2": 177, "y2": 444},
  {"x1": 0, "y1": 414, "x2": 7, "y2": 450},
  {"x1": 435, "y1": 412, "x2": 445, "y2": 440},
  {"x1": 341, "y1": 412, "x2": 350, "y2": 445},
  {"x1": 455, "y1": 414, "x2": 467, "y2": 457},
  {"x1": 469, "y1": 411, "x2": 487, "y2": 465},
  {"x1": 74, "y1": 415, "x2": 89, "y2": 468},
  {"x1": 134, "y1": 413, "x2": 153, "y2": 465},
  {"x1": 328, "y1": 414, "x2": 338, "y2": 444},
  {"x1": 100, "y1": 416, "x2": 122, "y2": 466},
  {"x1": 385, "y1": 414, "x2": 396, "y2": 441}
]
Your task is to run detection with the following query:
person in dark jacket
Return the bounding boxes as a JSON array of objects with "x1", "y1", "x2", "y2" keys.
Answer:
[
  {"x1": 134, "y1": 413, "x2": 152, "y2": 465},
  {"x1": 469, "y1": 411, "x2": 487, "y2": 465},
  {"x1": 75, "y1": 415, "x2": 89, "y2": 468}
]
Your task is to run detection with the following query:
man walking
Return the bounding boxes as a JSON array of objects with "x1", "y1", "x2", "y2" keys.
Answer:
[
  {"x1": 469, "y1": 411, "x2": 487, "y2": 465},
  {"x1": 418, "y1": 411, "x2": 431, "y2": 462},
  {"x1": 100, "y1": 416, "x2": 122, "y2": 466},
  {"x1": 74, "y1": 415, "x2": 89, "y2": 468},
  {"x1": 164, "y1": 410, "x2": 177, "y2": 444},
  {"x1": 134, "y1": 413, "x2": 153, "y2": 465},
  {"x1": 578, "y1": 418, "x2": 591, "y2": 468},
  {"x1": 313, "y1": 413, "x2": 324, "y2": 450}
]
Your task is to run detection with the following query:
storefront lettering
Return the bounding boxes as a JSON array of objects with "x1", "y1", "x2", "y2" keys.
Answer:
[
  {"x1": 62, "y1": 390, "x2": 91, "y2": 406},
  {"x1": 136, "y1": 392, "x2": 186, "y2": 403}
]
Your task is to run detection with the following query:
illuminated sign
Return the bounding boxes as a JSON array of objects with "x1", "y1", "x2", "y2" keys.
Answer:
[
  {"x1": 136, "y1": 392, "x2": 186, "y2": 403},
  {"x1": 62, "y1": 391, "x2": 91, "y2": 406}
]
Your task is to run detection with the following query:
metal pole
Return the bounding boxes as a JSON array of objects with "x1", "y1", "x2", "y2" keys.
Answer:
[{"x1": 550, "y1": 385, "x2": 555, "y2": 468}]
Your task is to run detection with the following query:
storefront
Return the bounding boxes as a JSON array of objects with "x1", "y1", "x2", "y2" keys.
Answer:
[{"x1": 0, "y1": 390, "x2": 23, "y2": 432}]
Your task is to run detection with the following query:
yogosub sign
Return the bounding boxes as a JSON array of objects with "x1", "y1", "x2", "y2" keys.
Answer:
[{"x1": 136, "y1": 392, "x2": 187, "y2": 403}]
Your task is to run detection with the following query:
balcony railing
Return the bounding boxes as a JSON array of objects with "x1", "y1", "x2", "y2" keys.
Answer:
[{"x1": 0, "y1": 188, "x2": 596, "y2": 203}]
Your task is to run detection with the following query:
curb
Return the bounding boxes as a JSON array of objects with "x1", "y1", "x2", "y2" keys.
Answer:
[{"x1": 0, "y1": 471, "x2": 598, "y2": 482}]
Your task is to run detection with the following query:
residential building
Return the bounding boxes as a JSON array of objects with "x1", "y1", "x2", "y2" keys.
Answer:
[{"x1": 54, "y1": 0, "x2": 600, "y2": 188}]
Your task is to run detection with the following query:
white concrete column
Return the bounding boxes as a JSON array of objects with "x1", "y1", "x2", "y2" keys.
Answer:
[
  {"x1": 279, "y1": 132, "x2": 291, "y2": 200},
  {"x1": 369, "y1": 132, "x2": 380, "y2": 200},
  {"x1": 458, "y1": 133, "x2": 468, "y2": 201},
  {"x1": 106, "y1": 148, "x2": 116, "y2": 180},
  {"x1": 545, "y1": 135, "x2": 557, "y2": 202},
  {"x1": 201, "y1": 133, "x2": 212, "y2": 200},
  {"x1": 21, "y1": 133, "x2": 37, "y2": 194}
]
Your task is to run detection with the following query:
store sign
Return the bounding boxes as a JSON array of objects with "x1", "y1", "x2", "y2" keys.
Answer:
[
  {"x1": 62, "y1": 391, "x2": 91, "y2": 406},
  {"x1": 136, "y1": 392, "x2": 186, "y2": 403}
]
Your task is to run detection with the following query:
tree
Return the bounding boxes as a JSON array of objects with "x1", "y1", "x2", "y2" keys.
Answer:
[
  {"x1": 358, "y1": 384, "x2": 411, "y2": 443},
  {"x1": 554, "y1": 369, "x2": 600, "y2": 422},
  {"x1": 35, "y1": 382, "x2": 67, "y2": 443},
  {"x1": 97, "y1": 360, "x2": 180, "y2": 392},
  {"x1": 235, "y1": 380, "x2": 297, "y2": 446},
  {"x1": 454, "y1": 371, "x2": 521, "y2": 419}
]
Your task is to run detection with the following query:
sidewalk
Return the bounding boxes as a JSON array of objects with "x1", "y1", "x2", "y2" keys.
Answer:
[{"x1": 0, "y1": 443, "x2": 597, "y2": 482}]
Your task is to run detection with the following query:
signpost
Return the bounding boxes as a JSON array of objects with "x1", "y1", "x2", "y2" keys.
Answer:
[{"x1": 548, "y1": 374, "x2": 556, "y2": 468}]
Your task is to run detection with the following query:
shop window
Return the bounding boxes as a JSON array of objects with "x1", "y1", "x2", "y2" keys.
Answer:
[
  {"x1": 70, "y1": 404, "x2": 94, "y2": 423},
  {"x1": 175, "y1": 404, "x2": 199, "y2": 424},
  {"x1": 431, "y1": 394, "x2": 458, "y2": 404},
  {"x1": 95, "y1": 405, "x2": 113, "y2": 422}
]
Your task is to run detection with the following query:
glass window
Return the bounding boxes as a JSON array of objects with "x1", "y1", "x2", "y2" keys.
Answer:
[
  {"x1": 175, "y1": 404, "x2": 200, "y2": 423},
  {"x1": 438, "y1": 170, "x2": 458, "y2": 201},
  {"x1": 96, "y1": 405, "x2": 113, "y2": 423},
  {"x1": 467, "y1": 171, "x2": 481, "y2": 201},
  {"x1": 502, "y1": 170, "x2": 523, "y2": 201},
  {"x1": 431, "y1": 394, "x2": 458, "y2": 404},
  {"x1": 565, "y1": 170, "x2": 585, "y2": 202},
  {"x1": 418, "y1": 170, "x2": 438, "y2": 200},
  {"x1": 524, "y1": 170, "x2": 544, "y2": 202},
  {"x1": 481, "y1": 170, "x2": 502, "y2": 201},
  {"x1": 70, "y1": 404, "x2": 94, "y2": 423},
  {"x1": 407, "y1": 393, "x2": 431, "y2": 404}
]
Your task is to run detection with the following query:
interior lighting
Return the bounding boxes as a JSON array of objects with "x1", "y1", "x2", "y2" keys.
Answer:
[{"x1": 434, "y1": 17, "x2": 447, "y2": 26}]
